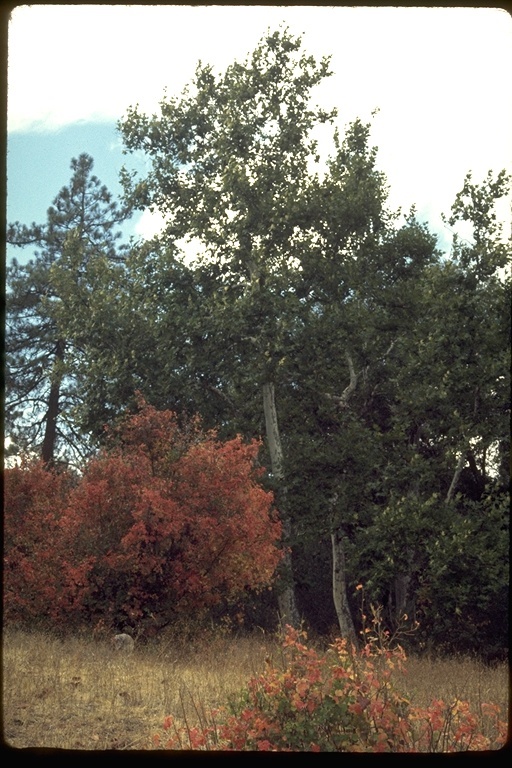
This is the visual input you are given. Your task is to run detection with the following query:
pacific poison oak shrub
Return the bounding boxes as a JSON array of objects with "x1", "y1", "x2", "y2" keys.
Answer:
[
  {"x1": 155, "y1": 626, "x2": 508, "y2": 752},
  {"x1": 3, "y1": 399, "x2": 283, "y2": 631},
  {"x1": 3, "y1": 459, "x2": 89, "y2": 625}
]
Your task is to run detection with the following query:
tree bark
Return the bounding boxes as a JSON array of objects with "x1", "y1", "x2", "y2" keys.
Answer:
[
  {"x1": 393, "y1": 573, "x2": 410, "y2": 622},
  {"x1": 327, "y1": 353, "x2": 359, "y2": 644},
  {"x1": 262, "y1": 381, "x2": 300, "y2": 628},
  {"x1": 41, "y1": 338, "x2": 66, "y2": 467},
  {"x1": 392, "y1": 549, "x2": 413, "y2": 626},
  {"x1": 331, "y1": 525, "x2": 358, "y2": 645},
  {"x1": 446, "y1": 448, "x2": 467, "y2": 502}
]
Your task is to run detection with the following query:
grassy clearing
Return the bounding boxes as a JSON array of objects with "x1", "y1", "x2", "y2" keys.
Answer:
[
  {"x1": 2, "y1": 626, "x2": 275, "y2": 750},
  {"x1": 392, "y1": 652, "x2": 509, "y2": 715},
  {"x1": 2, "y1": 626, "x2": 508, "y2": 751}
]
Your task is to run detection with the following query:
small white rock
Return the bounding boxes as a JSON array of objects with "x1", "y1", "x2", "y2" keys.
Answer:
[{"x1": 113, "y1": 633, "x2": 135, "y2": 653}]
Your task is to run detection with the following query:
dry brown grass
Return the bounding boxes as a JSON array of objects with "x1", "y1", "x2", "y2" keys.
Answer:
[
  {"x1": 2, "y1": 625, "x2": 275, "y2": 750},
  {"x1": 2, "y1": 626, "x2": 509, "y2": 751},
  {"x1": 392, "y1": 652, "x2": 509, "y2": 715}
]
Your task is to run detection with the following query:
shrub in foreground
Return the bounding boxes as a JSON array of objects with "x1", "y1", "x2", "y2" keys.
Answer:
[{"x1": 153, "y1": 626, "x2": 507, "y2": 752}]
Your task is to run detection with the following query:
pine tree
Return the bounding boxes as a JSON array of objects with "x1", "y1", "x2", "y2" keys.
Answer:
[{"x1": 6, "y1": 154, "x2": 130, "y2": 466}]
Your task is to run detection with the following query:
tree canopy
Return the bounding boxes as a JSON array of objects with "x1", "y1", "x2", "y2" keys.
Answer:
[
  {"x1": 5, "y1": 153, "x2": 131, "y2": 466},
  {"x1": 5, "y1": 29, "x2": 510, "y2": 656}
]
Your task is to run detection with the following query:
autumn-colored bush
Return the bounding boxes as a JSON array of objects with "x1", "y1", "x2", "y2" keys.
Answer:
[
  {"x1": 154, "y1": 625, "x2": 508, "y2": 752},
  {"x1": 3, "y1": 459, "x2": 89, "y2": 625},
  {"x1": 3, "y1": 399, "x2": 283, "y2": 631}
]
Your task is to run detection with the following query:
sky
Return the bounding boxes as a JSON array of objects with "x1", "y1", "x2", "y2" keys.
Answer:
[{"x1": 6, "y1": 4, "x2": 512, "y2": 260}]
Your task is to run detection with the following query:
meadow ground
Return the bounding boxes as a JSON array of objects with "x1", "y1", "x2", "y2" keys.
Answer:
[{"x1": 2, "y1": 626, "x2": 509, "y2": 751}]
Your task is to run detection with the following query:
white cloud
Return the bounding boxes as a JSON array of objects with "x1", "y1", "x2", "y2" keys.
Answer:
[
  {"x1": 8, "y1": 4, "x2": 313, "y2": 132},
  {"x1": 8, "y1": 5, "x2": 512, "y2": 239},
  {"x1": 134, "y1": 209, "x2": 203, "y2": 266},
  {"x1": 134, "y1": 208, "x2": 168, "y2": 241}
]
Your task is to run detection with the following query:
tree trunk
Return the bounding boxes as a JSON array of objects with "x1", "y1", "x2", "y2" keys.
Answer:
[
  {"x1": 331, "y1": 525, "x2": 357, "y2": 645},
  {"x1": 393, "y1": 569, "x2": 411, "y2": 624},
  {"x1": 262, "y1": 381, "x2": 300, "y2": 628},
  {"x1": 327, "y1": 354, "x2": 359, "y2": 644},
  {"x1": 446, "y1": 448, "x2": 467, "y2": 502},
  {"x1": 42, "y1": 338, "x2": 66, "y2": 467}
]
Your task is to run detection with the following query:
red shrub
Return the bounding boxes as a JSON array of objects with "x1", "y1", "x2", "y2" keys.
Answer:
[{"x1": 155, "y1": 626, "x2": 508, "y2": 752}]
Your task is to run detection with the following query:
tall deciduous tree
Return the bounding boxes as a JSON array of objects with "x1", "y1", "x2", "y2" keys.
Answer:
[
  {"x1": 6, "y1": 154, "x2": 130, "y2": 466},
  {"x1": 342, "y1": 171, "x2": 510, "y2": 655},
  {"x1": 47, "y1": 30, "x2": 507, "y2": 652},
  {"x1": 119, "y1": 28, "x2": 339, "y2": 626},
  {"x1": 116, "y1": 29, "x2": 432, "y2": 638}
]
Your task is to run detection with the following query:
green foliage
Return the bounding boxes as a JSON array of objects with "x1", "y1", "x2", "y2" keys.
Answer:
[
  {"x1": 121, "y1": 28, "x2": 334, "y2": 251},
  {"x1": 444, "y1": 169, "x2": 511, "y2": 278},
  {"x1": 5, "y1": 153, "x2": 131, "y2": 465},
  {"x1": 5, "y1": 29, "x2": 510, "y2": 654},
  {"x1": 417, "y1": 489, "x2": 509, "y2": 656}
]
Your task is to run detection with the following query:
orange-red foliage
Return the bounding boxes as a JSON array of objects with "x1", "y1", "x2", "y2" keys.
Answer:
[
  {"x1": 4, "y1": 399, "x2": 282, "y2": 629},
  {"x1": 3, "y1": 459, "x2": 87, "y2": 623},
  {"x1": 156, "y1": 626, "x2": 508, "y2": 752}
]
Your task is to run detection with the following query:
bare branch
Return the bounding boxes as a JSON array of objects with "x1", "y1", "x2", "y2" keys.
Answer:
[
  {"x1": 446, "y1": 449, "x2": 467, "y2": 502},
  {"x1": 383, "y1": 339, "x2": 397, "y2": 359},
  {"x1": 324, "y1": 352, "x2": 359, "y2": 408},
  {"x1": 206, "y1": 384, "x2": 236, "y2": 411}
]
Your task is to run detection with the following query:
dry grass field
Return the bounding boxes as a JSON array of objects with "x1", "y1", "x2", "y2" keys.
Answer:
[
  {"x1": 391, "y1": 653, "x2": 509, "y2": 715},
  {"x1": 2, "y1": 625, "x2": 276, "y2": 750},
  {"x1": 2, "y1": 626, "x2": 509, "y2": 751}
]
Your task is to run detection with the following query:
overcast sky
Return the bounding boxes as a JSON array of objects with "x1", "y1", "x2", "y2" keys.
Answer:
[{"x1": 7, "y1": 4, "x2": 512, "y2": 250}]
